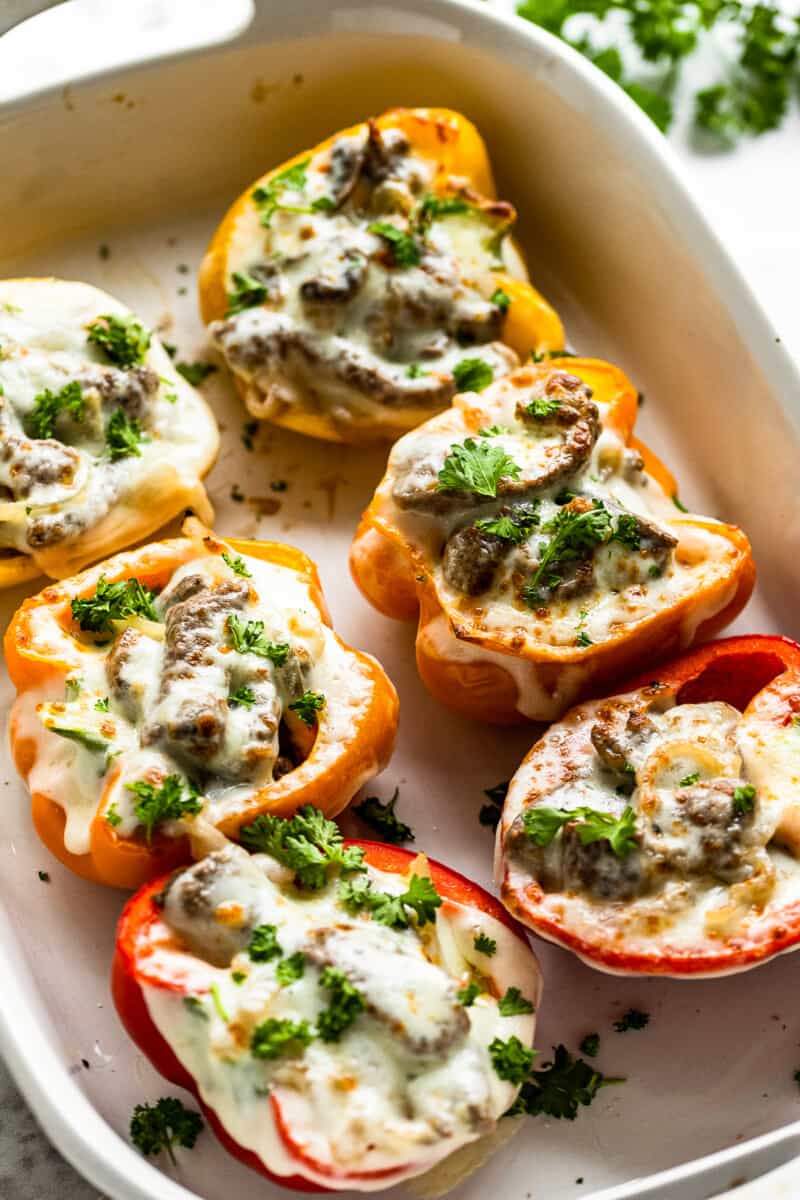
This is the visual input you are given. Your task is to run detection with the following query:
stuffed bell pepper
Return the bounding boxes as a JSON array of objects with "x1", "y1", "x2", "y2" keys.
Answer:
[
  {"x1": 350, "y1": 358, "x2": 754, "y2": 723},
  {"x1": 0, "y1": 278, "x2": 218, "y2": 586},
  {"x1": 5, "y1": 520, "x2": 398, "y2": 889},
  {"x1": 497, "y1": 635, "x2": 800, "y2": 976},
  {"x1": 199, "y1": 106, "x2": 564, "y2": 443},
  {"x1": 113, "y1": 810, "x2": 542, "y2": 1191}
]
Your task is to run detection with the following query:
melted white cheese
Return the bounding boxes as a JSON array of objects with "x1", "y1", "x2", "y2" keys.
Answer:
[
  {"x1": 0, "y1": 279, "x2": 217, "y2": 568},
  {"x1": 15, "y1": 544, "x2": 369, "y2": 855},
  {"x1": 143, "y1": 846, "x2": 540, "y2": 1189}
]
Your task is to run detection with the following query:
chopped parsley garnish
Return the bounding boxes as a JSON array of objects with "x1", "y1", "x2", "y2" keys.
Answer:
[
  {"x1": 276, "y1": 952, "x2": 306, "y2": 986},
  {"x1": 252, "y1": 158, "x2": 311, "y2": 226},
  {"x1": 289, "y1": 690, "x2": 326, "y2": 726},
  {"x1": 489, "y1": 1035, "x2": 536, "y2": 1084},
  {"x1": 239, "y1": 804, "x2": 365, "y2": 890},
  {"x1": 457, "y1": 980, "x2": 481, "y2": 1006},
  {"x1": 228, "y1": 684, "x2": 256, "y2": 709},
  {"x1": 367, "y1": 221, "x2": 421, "y2": 268},
  {"x1": 437, "y1": 437, "x2": 520, "y2": 497},
  {"x1": 48, "y1": 726, "x2": 109, "y2": 753},
  {"x1": 523, "y1": 501, "x2": 642, "y2": 604},
  {"x1": 406, "y1": 362, "x2": 428, "y2": 379},
  {"x1": 475, "y1": 501, "x2": 541, "y2": 544},
  {"x1": 71, "y1": 575, "x2": 158, "y2": 633},
  {"x1": 491, "y1": 287, "x2": 512, "y2": 312},
  {"x1": 232, "y1": 970, "x2": 247, "y2": 985},
  {"x1": 338, "y1": 872, "x2": 442, "y2": 928},
  {"x1": 452, "y1": 357, "x2": 494, "y2": 393},
  {"x1": 125, "y1": 775, "x2": 202, "y2": 843},
  {"x1": 105, "y1": 802, "x2": 122, "y2": 827},
  {"x1": 679, "y1": 772, "x2": 700, "y2": 787},
  {"x1": 474, "y1": 932, "x2": 497, "y2": 956},
  {"x1": 106, "y1": 408, "x2": 146, "y2": 460},
  {"x1": 576, "y1": 631, "x2": 593, "y2": 648},
  {"x1": 226, "y1": 270, "x2": 268, "y2": 316},
  {"x1": 221, "y1": 551, "x2": 251, "y2": 577},
  {"x1": 522, "y1": 804, "x2": 638, "y2": 858},
  {"x1": 251, "y1": 1017, "x2": 314, "y2": 1060},
  {"x1": 130, "y1": 1097, "x2": 203, "y2": 1163},
  {"x1": 415, "y1": 193, "x2": 471, "y2": 230},
  {"x1": 498, "y1": 987, "x2": 535, "y2": 1016},
  {"x1": 507, "y1": 1044, "x2": 623, "y2": 1119},
  {"x1": 480, "y1": 780, "x2": 508, "y2": 830},
  {"x1": 613, "y1": 1008, "x2": 650, "y2": 1033},
  {"x1": 613, "y1": 513, "x2": 642, "y2": 550},
  {"x1": 210, "y1": 982, "x2": 229, "y2": 1022},
  {"x1": 353, "y1": 788, "x2": 414, "y2": 844},
  {"x1": 175, "y1": 360, "x2": 217, "y2": 386},
  {"x1": 247, "y1": 924, "x2": 282, "y2": 962},
  {"x1": 37, "y1": 870, "x2": 50, "y2": 882},
  {"x1": 317, "y1": 967, "x2": 365, "y2": 1042},
  {"x1": 226, "y1": 614, "x2": 289, "y2": 664},
  {"x1": 579, "y1": 1032, "x2": 600, "y2": 1058},
  {"x1": 479, "y1": 424, "x2": 510, "y2": 437},
  {"x1": 672, "y1": 493, "x2": 689, "y2": 512},
  {"x1": 230, "y1": 482, "x2": 245, "y2": 502},
  {"x1": 733, "y1": 783, "x2": 756, "y2": 814},
  {"x1": 524, "y1": 394, "x2": 561, "y2": 419},
  {"x1": 29, "y1": 381, "x2": 85, "y2": 439},
  {"x1": 87, "y1": 313, "x2": 151, "y2": 366},
  {"x1": 94, "y1": 696, "x2": 110, "y2": 712}
]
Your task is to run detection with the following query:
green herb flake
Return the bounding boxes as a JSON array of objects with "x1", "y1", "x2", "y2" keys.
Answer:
[
  {"x1": 353, "y1": 788, "x2": 414, "y2": 844},
  {"x1": 491, "y1": 287, "x2": 512, "y2": 313},
  {"x1": 240, "y1": 804, "x2": 365, "y2": 891},
  {"x1": 228, "y1": 684, "x2": 256, "y2": 710},
  {"x1": 489, "y1": 1035, "x2": 536, "y2": 1084},
  {"x1": 105, "y1": 802, "x2": 122, "y2": 828},
  {"x1": 125, "y1": 775, "x2": 202, "y2": 843},
  {"x1": 289, "y1": 690, "x2": 326, "y2": 726},
  {"x1": 474, "y1": 932, "x2": 497, "y2": 956},
  {"x1": 679, "y1": 772, "x2": 700, "y2": 787},
  {"x1": 226, "y1": 270, "x2": 268, "y2": 316},
  {"x1": 613, "y1": 1008, "x2": 649, "y2": 1033},
  {"x1": 506, "y1": 1043, "x2": 624, "y2": 1119},
  {"x1": 498, "y1": 987, "x2": 535, "y2": 1016},
  {"x1": 733, "y1": 783, "x2": 756, "y2": 815},
  {"x1": 94, "y1": 697, "x2": 110, "y2": 712},
  {"x1": 457, "y1": 980, "x2": 481, "y2": 1007},
  {"x1": 437, "y1": 437, "x2": 520, "y2": 497},
  {"x1": 130, "y1": 1097, "x2": 203, "y2": 1163},
  {"x1": 367, "y1": 221, "x2": 421, "y2": 268},
  {"x1": 579, "y1": 1032, "x2": 600, "y2": 1058},
  {"x1": 452, "y1": 357, "x2": 494, "y2": 393},
  {"x1": 251, "y1": 1017, "x2": 314, "y2": 1060},
  {"x1": 175, "y1": 360, "x2": 217, "y2": 387},
  {"x1": 522, "y1": 804, "x2": 638, "y2": 857},
  {"x1": 226, "y1": 613, "x2": 289, "y2": 664},
  {"x1": 248, "y1": 924, "x2": 282, "y2": 962},
  {"x1": 37, "y1": 870, "x2": 50, "y2": 883},
  {"x1": 317, "y1": 967, "x2": 365, "y2": 1042},
  {"x1": 241, "y1": 419, "x2": 259, "y2": 450},
  {"x1": 106, "y1": 408, "x2": 146, "y2": 461},
  {"x1": 275, "y1": 952, "x2": 306, "y2": 986},
  {"x1": 221, "y1": 551, "x2": 252, "y2": 577},
  {"x1": 475, "y1": 501, "x2": 541, "y2": 544},
  {"x1": 87, "y1": 313, "x2": 151, "y2": 366},
  {"x1": 71, "y1": 575, "x2": 158, "y2": 633},
  {"x1": 29, "y1": 381, "x2": 85, "y2": 439}
]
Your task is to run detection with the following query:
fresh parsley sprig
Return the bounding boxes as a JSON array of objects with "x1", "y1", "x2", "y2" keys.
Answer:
[
  {"x1": 28, "y1": 381, "x2": 85, "y2": 439},
  {"x1": 437, "y1": 437, "x2": 521, "y2": 497},
  {"x1": 239, "y1": 804, "x2": 365, "y2": 890},
  {"x1": 506, "y1": 1043, "x2": 624, "y2": 1119},
  {"x1": 71, "y1": 575, "x2": 159, "y2": 633},
  {"x1": 106, "y1": 408, "x2": 146, "y2": 460},
  {"x1": 353, "y1": 788, "x2": 414, "y2": 844},
  {"x1": 475, "y1": 502, "x2": 541, "y2": 544},
  {"x1": 87, "y1": 313, "x2": 151, "y2": 366},
  {"x1": 130, "y1": 1097, "x2": 203, "y2": 1163},
  {"x1": 338, "y1": 872, "x2": 442, "y2": 928},
  {"x1": 289, "y1": 690, "x2": 326, "y2": 726},
  {"x1": 126, "y1": 775, "x2": 202, "y2": 843},
  {"x1": 522, "y1": 803, "x2": 638, "y2": 857},
  {"x1": 226, "y1": 614, "x2": 289, "y2": 664}
]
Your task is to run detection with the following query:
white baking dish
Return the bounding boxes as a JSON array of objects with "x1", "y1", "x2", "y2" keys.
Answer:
[{"x1": 2, "y1": 2, "x2": 800, "y2": 1198}]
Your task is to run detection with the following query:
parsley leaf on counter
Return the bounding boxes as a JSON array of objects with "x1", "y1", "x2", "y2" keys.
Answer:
[
  {"x1": 317, "y1": 967, "x2": 366, "y2": 1042},
  {"x1": 474, "y1": 932, "x2": 497, "y2": 956},
  {"x1": 507, "y1": 1044, "x2": 624, "y2": 1119},
  {"x1": 580, "y1": 1032, "x2": 600, "y2": 1058},
  {"x1": 126, "y1": 775, "x2": 202, "y2": 843},
  {"x1": 130, "y1": 1097, "x2": 203, "y2": 1163},
  {"x1": 480, "y1": 780, "x2": 508, "y2": 830},
  {"x1": 289, "y1": 690, "x2": 326, "y2": 726},
  {"x1": 516, "y1": 0, "x2": 800, "y2": 143},
  {"x1": 71, "y1": 575, "x2": 158, "y2": 633},
  {"x1": 523, "y1": 804, "x2": 638, "y2": 857},
  {"x1": 498, "y1": 987, "x2": 536, "y2": 1016},
  {"x1": 226, "y1": 614, "x2": 289, "y2": 664},
  {"x1": 29, "y1": 381, "x2": 85, "y2": 438},
  {"x1": 87, "y1": 313, "x2": 151, "y2": 366},
  {"x1": 248, "y1": 924, "x2": 283, "y2": 962},
  {"x1": 452, "y1": 357, "x2": 494, "y2": 393},
  {"x1": 175, "y1": 360, "x2": 217, "y2": 386},
  {"x1": 614, "y1": 1008, "x2": 650, "y2": 1032},
  {"x1": 240, "y1": 804, "x2": 365, "y2": 890},
  {"x1": 353, "y1": 788, "x2": 415, "y2": 844},
  {"x1": 251, "y1": 1017, "x2": 314, "y2": 1060},
  {"x1": 106, "y1": 408, "x2": 146, "y2": 460},
  {"x1": 367, "y1": 221, "x2": 421, "y2": 268},
  {"x1": 437, "y1": 437, "x2": 521, "y2": 497}
]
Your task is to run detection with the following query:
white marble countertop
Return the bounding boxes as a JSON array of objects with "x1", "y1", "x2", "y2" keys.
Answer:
[{"x1": 0, "y1": 2, "x2": 797, "y2": 1197}]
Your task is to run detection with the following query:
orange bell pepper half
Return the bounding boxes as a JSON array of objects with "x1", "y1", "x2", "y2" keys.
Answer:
[
  {"x1": 5, "y1": 525, "x2": 398, "y2": 889},
  {"x1": 199, "y1": 106, "x2": 564, "y2": 444},
  {"x1": 497, "y1": 635, "x2": 800, "y2": 976},
  {"x1": 350, "y1": 357, "x2": 754, "y2": 724}
]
